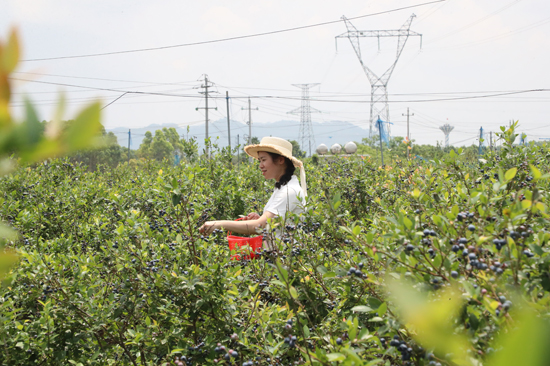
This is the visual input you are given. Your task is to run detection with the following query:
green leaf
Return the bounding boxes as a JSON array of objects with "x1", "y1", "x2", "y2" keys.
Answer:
[
  {"x1": 65, "y1": 102, "x2": 102, "y2": 152},
  {"x1": 388, "y1": 280, "x2": 472, "y2": 366},
  {"x1": 20, "y1": 99, "x2": 43, "y2": 147},
  {"x1": 530, "y1": 165, "x2": 542, "y2": 180},
  {"x1": 366, "y1": 232, "x2": 374, "y2": 243},
  {"x1": 403, "y1": 216, "x2": 412, "y2": 230},
  {"x1": 326, "y1": 353, "x2": 345, "y2": 362},
  {"x1": 303, "y1": 324, "x2": 310, "y2": 338},
  {"x1": 273, "y1": 259, "x2": 288, "y2": 283},
  {"x1": 351, "y1": 305, "x2": 373, "y2": 313},
  {"x1": 505, "y1": 167, "x2": 517, "y2": 181},
  {"x1": 0, "y1": 221, "x2": 17, "y2": 240},
  {"x1": 289, "y1": 286, "x2": 298, "y2": 299},
  {"x1": 0, "y1": 250, "x2": 18, "y2": 279},
  {"x1": 378, "y1": 302, "x2": 387, "y2": 316},
  {"x1": 316, "y1": 265, "x2": 328, "y2": 275},
  {"x1": 171, "y1": 193, "x2": 181, "y2": 206},
  {"x1": 365, "y1": 360, "x2": 384, "y2": 366},
  {"x1": 487, "y1": 303, "x2": 550, "y2": 366},
  {"x1": 2, "y1": 29, "x2": 19, "y2": 73},
  {"x1": 367, "y1": 297, "x2": 382, "y2": 309},
  {"x1": 529, "y1": 244, "x2": 543, "y2": 256}
]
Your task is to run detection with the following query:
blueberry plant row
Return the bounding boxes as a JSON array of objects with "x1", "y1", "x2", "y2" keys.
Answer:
[{"x1": 0, "y1": 124, "x2": 549, "y2": 366}]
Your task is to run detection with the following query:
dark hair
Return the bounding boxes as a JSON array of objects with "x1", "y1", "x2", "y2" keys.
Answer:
[{"x1": 266, "y1": 152, "x2": 295, "y2": 189}]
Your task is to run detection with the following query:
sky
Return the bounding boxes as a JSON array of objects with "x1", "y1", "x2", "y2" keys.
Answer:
[{"x1": 2, "y1": 0, "x2": 550, "y2": 148}]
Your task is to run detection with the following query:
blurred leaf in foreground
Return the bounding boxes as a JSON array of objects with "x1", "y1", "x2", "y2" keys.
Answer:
[
  {"x1": 0, "y1": 222, "x2": 17, "y2": 279},
  {"x1": 486, "y1": 298, "x2": 550, "y2": 366},
  {"x1": 388, "y1": 279, "x2": 473, "y2": 366},
  {"x1": 0, "y1": 27, "x2": 103, "y2": 279}
]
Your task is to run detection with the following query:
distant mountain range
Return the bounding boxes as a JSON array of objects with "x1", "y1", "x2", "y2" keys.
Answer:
[{"x1": 109, "y1": 118, "x2": 370, "y2": 153}]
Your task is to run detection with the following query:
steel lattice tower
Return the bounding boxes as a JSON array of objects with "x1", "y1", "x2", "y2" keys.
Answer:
[
  {"x1": 336, "y1": 15, "x2": 421, "y2": 138},
  {"x1": 287, "y1": 83, "x2": 321, "y2": 156},
  {"x1": 439, "y1": 123, "x2": 454, "y2": 148}
]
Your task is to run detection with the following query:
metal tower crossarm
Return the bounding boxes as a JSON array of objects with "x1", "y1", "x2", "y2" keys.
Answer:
[{"x1": 336, "y1": 15, "x2": 421, "y2": 137}]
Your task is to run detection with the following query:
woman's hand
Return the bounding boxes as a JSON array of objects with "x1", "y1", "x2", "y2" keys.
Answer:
[
  {"x1": 199, "y1": 221, "x2": 220, "y2": 236},
  {"x1": 243, "y1": 212, "x2": 260, "y2": 221}
]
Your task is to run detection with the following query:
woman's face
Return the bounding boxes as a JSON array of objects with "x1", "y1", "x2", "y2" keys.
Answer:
[{"x1": 258, "y1": 152, "x2": 286, "y2": 181}]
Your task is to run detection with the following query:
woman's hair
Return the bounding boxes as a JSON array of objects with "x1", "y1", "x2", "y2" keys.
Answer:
[{"x1": 267, "y1": 152, "x2": 295, "y2": 189}]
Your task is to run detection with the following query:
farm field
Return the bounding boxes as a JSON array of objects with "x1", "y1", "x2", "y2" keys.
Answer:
[{"x1": 1, "y1": 125, "x2": 549, "y2": 366}]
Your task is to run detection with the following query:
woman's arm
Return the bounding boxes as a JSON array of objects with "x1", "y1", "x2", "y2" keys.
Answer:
[{"x1": 199, "y1": 211, "x2": 276, "y2": 236}]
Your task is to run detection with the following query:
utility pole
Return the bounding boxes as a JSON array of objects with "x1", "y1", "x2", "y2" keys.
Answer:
[
  {"x1": 226, "y1": 91, "x2": 231, "y2": 150},
  {"x1": 128, "y1": 129, "x2": 131, "y2": 165},
  {"x1": 237, "y1": 134, "x2": 240, "y2": 164},
  {"x1": 195, "y1": 74, "x2": 217, "y2": 157},
  {"x1": 402, "y1": 108, "x2": 413, "y2": 159},
  {"x1": 378, "y1": 117, "x2": 384, "y2": 166},
  {"x1": 242, "y1": 97, "x2": 258, "y2": 162}
]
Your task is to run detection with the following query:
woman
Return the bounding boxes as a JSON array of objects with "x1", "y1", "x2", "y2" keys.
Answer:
[{"x1": 199, "y1": 137, "x2": 306, "y2": 245}]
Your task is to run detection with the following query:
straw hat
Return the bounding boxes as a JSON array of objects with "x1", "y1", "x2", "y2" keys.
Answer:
[{"x1": 244, "y1": 137, "x2": 307, "y2": 196}]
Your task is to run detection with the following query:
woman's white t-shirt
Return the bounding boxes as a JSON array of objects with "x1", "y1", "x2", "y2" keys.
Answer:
[
  {"x1": 263, "y1": 175, "x2": 306, "y2": 218},
  {"x1": 262, "y1": 175, "x2": 306, "y2": 250}
]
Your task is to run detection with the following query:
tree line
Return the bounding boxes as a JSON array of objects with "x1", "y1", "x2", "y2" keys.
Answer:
[{"x1": 58, "y1": 123, "x2": 532, "y2": 170}]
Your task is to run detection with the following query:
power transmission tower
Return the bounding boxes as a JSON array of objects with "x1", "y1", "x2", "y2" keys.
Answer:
[
  {"x1": 241, "y1": 97, "x2": 258, "y2": 162},
  {"x1": 336, "y1": 15, "x2": 421, "y2": 138},
  {"x1": 439, "y1": 123, "x2": 454, "y2": 148},
  {"x1": 287, "y1": 83, "x2": 321, "y2": 156},
  {"x1": 195, "y1": 74, "x2": 217, "y2": 157}
]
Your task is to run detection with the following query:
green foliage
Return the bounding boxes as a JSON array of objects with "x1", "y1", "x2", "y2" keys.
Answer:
[
  {"x1": 0, "y1": 121, "x2": 549, "y2": 365},
  {"x1": 289, "y1": 140, "x2": 306, "y2": 159},
  {"x1": 359, "y1": 135, "x2": 480, "y2": 165}
]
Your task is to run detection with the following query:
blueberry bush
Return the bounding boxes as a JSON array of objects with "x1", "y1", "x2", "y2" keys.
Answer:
[{"x1": 0, "y1": 121, "x2": 549, "y2": 366}]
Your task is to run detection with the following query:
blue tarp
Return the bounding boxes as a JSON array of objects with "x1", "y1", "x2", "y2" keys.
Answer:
[{"x1": 376, "y1": 117, "x2": 392, "y2": 147}]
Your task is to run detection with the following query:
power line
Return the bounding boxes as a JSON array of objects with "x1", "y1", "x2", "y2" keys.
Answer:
[
  {"x1": 101, "y1": 92, "x2": 128, "y2": 110},
  {"x1": 426, "y1": 0, "x2": 525, "y2": 44},
  {"x1": 10, "y1": 77, "x2": 550, "y2": 104},
  {"x1": 22, "y1": 0, "x2": 445, "y2": 62},
  {"x1": 13, "y1": 71, "x2": 199, "y2": 86},
  {"x1": 424, "y1": 15, "x2": 550, "y2": 51}
]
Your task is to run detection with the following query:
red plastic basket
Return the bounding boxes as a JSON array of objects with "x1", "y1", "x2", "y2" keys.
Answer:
[{"x1": 227, "y1": 218, "x2": 263, "y2": 260}]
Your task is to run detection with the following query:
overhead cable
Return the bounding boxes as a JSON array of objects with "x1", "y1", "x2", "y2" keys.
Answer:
[{"x1": 22, "y1": 0, "x2": 446, "y2": 62}]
